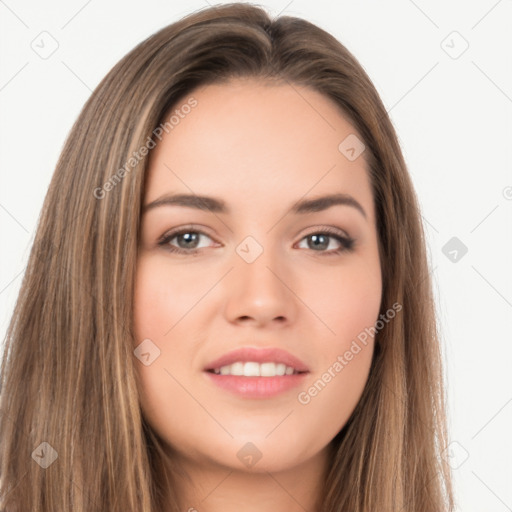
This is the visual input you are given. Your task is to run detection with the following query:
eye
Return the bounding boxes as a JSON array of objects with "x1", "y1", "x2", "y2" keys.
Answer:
[
  {"x1": 157, "y1": 227, "x2": 217, "y2": 254},
  {"x1": 296, "y1": 227, "x2": 355, "y2": 255}
]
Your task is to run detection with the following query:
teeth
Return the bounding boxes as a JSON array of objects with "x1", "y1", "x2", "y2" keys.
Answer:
[
  {"x1": 231, "y1": 362, "x2": 244, "y2": 375},
  {"x1": 275, "y1": 363, "x2": 286, "y2": 376},
  {"x1": 213, "y1": 361, "x2": 299, "y2": 377},
  {"x1": 244, "y1": 362, "x2": 260, "y2": 376}
]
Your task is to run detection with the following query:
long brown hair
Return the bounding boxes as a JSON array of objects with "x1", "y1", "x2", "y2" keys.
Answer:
[{"x1": 0, "y1": 3, "x2": 454, "y2": 511}]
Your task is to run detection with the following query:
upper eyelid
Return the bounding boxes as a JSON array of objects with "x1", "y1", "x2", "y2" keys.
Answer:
[{"x1": 158, "y1": 224, "x2": 214, "y2": 241}]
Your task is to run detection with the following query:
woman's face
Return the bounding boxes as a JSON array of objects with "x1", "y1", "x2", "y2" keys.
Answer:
[{"x1": 134, "y1": 79, "x2": 382, "y2": 475}]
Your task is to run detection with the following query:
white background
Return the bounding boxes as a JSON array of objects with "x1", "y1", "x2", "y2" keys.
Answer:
[{"x1": 1, "y1": 1, "x2": 511, "y2": 510}]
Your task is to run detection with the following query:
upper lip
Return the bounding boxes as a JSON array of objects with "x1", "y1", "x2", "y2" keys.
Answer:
[{"x1": 204, "y1": 347, "x2": 310, "y2": 373}]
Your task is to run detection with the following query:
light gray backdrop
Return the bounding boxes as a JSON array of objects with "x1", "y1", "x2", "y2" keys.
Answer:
[{"x1": 1, "y1": 1, "x2": 511, "y2": 510}]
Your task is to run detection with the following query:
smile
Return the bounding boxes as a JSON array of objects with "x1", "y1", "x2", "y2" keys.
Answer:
[{"x1": 208, "y1": 361, "x2": 306, "y2": 377}]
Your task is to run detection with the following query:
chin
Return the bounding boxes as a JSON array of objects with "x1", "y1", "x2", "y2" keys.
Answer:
[{"x1": 207, "y1": 436, "x2": 321, "y2": 474}]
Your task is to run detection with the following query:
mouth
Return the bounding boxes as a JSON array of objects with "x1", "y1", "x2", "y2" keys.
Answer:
[{"x1": 203, "y1": 347, "x2": 310, "y2": 398}]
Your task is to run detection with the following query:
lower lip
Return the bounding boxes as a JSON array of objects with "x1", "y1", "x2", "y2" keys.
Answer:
[{"x1": 204, "y1": 371, "x2": 308, "y2": 398}]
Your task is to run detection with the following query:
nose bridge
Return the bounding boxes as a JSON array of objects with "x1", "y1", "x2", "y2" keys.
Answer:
[
  {"x1": 223, "y1": 233, "x2": 296, "y2": 324},
  {"x1": 236, "y1": 233, "x2": 286, "y2": 294}
]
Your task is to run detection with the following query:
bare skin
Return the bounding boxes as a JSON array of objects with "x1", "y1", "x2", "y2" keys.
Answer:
[{"x1": 133, "y1": 78, "x2": 382, "y2": 511}]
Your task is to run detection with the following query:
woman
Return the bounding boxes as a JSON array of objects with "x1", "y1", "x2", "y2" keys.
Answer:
[{"x1": 0, "y1": 3, "x2": 454, "y2": 511}]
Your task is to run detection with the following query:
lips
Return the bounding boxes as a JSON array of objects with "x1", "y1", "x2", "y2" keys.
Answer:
[
  {"x1": 203, "y1": 347, "x2": 310, "y2": 398},
  {"x1": 203, "y1": 346, "x2": 310, "y2": 374}
]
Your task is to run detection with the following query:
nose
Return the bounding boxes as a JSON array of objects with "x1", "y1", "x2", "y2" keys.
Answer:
[{"x1": 223, "y1": 244, "x2": 298, "y2": 328}]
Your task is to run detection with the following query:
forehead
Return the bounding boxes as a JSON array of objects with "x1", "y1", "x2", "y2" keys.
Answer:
[{"x1": 145, "y1": 79, "x2": 374, "y2": 221}]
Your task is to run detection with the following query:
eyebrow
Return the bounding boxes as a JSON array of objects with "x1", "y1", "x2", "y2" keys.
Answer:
[{"x1": 142, "y1": 192, "x2": 367, "y2": 219}]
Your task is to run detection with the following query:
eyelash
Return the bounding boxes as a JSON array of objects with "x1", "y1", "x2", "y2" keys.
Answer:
[{"x1": 157, "y1": 225, "x2": 355, "y2": 256}]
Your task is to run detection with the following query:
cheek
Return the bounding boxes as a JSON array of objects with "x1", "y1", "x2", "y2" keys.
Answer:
[
  {"x1": 133, "y1": 255, "x2": 208, "y2": 342},
  {"x1": 133, "y1": 257, "x2": 166, "y2": 340},
  {"x1": 302, "y1": 254, "x2": 382, "y2": 344},
  {"x1": 294, "y1": 256, "x2": 381, "y2": 430},
  {"x1": 132, "y1": 258, "x2": 197, "y2": 443}
]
